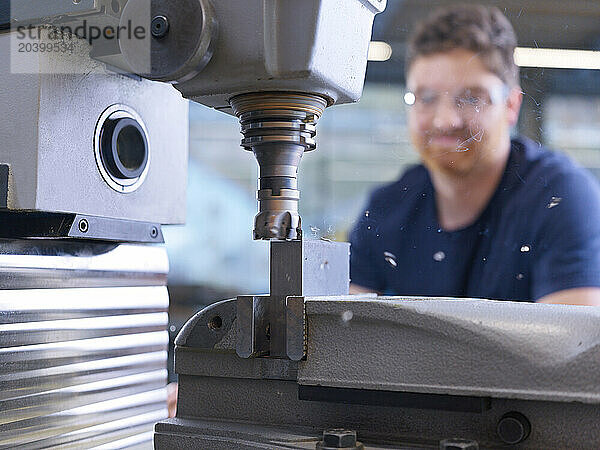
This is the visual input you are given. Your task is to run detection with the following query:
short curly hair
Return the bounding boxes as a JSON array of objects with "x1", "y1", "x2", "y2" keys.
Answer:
[{"x1": 406, "y1": 4, "x2": 520, "y2": 87}]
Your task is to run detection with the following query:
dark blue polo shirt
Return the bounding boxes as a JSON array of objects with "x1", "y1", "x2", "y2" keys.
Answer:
[{"x1": 349, "y1": 136, "x2": 600, "y2": 301}]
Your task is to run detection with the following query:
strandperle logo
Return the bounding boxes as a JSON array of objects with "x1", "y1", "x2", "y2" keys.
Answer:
[{"x1": 15, "y1": 19, "x2": 147, "y2": 45}]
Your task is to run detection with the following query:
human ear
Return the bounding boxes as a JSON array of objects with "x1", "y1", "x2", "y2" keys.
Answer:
[{"x1": 506, "y1": 86, "x2": 523, "y2": 127}]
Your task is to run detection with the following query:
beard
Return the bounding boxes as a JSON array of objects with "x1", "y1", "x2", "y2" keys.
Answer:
[{"x1": 417, "y1": 128, "x2": 487, "y2": 176}]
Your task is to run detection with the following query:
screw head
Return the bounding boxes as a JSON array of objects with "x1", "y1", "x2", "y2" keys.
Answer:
[
  {"x1": 323, "y1": 429, "x2": 357, "y2": 448},
  {"x1": 78, "y1": 219, "x2": 89, "y2": 233},
  {"x1": 151, "y1": 15, "x2": 170, "y2": 39}
]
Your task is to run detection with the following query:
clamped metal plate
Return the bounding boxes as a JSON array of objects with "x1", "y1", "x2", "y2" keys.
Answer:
[
  {"x1": 236, "y1": 295, "x2": 270, "y2": 359},
  {"x1": 236, "y1": 239, "x2": 350, "y2": 360}
]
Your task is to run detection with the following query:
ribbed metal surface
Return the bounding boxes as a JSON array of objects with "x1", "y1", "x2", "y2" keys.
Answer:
[{"x1": 0, "y1": 241, "x2": 170, "y2": 449}]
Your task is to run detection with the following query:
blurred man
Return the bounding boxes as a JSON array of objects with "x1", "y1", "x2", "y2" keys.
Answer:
[{"x1": 349, "y1": 4, "x2": 600, "y2": 305}]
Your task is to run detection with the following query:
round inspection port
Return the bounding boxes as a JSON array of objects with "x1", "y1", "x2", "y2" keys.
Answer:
[
  {"x1": 112, "y1": 119, "x2": 148, "y2": 178},
  {"x1": 94, "y1": 105, "x2": 150, "y2": 193}
]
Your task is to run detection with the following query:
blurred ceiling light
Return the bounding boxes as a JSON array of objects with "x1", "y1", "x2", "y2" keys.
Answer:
[
  {"x1": 514, "y1": 47, "x2": 600, "y2": 70},
  {"x1": 368, "y1": 41, "x2": 393, "y2": 62}
]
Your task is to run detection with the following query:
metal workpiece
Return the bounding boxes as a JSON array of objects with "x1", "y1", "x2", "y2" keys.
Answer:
[
  {"x1": 269, "y1": 238, "x2": 351, "y2": 358},
  {"x1": 234, "y1": 302, "x2": 304, "y2": 359},
  {"x1": 236, "y1": 295, "x2": 271, "y2": 358},
  {"x1": 174, "y1": 239, "x2": 349, "y2": 361},
  {"x1": 174, "y1": 292, "x2": 305, "y2": 361},
  {"x1": 0, "y1": 240, "x2": 170, "y2": 449},
  {"x1": 270, "y1": 239, "x2": 350, "y2": 297},
  {"x1": 236, "y1": 239, "x2": 350, "y2": 359},
  {"x1": 234, "y1": 294, "x2": 306, "y2": 360},
  {"x1": 271, "y1": 238, "x2": 350, "y2": 358},
  {"x1": 230, "y1": 92, "x2": 328, "y2": 240}
]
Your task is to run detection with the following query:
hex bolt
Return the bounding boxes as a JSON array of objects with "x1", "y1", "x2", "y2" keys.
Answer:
[
  {"x1": 78, "y1": 219, "x2": 89, "y2": 233},
  {"x1": 497, "y1": 412, "x2": 531, "y2": 444},
  {"x1": 439, "y1": 438, "x2": 479, "y2": 449},
  {"x1": 316, "y1": 429, "x2": 364, "y2": 450},
  {"x1": 151, "y1": 15, "x2": 170, "y2": 39}
]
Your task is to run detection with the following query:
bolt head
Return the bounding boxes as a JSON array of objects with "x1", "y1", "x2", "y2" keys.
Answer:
[
  {"x1": 323, "y1": 429, "x2": 357, "y2": 448},
  {"x1": 78, "y1": 219, "x2": 89, "y2": 233},
  {"x1": 151, "y1": 15, "x2": 170, "y2": 38}
]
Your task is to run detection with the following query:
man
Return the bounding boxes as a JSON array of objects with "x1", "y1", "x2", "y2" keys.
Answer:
[{"x1": 349, "y1": 4, "x2": 600, "y2": 306}]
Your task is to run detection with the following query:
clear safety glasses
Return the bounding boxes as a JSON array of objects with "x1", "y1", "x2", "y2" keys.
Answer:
[{"x1": 403, "y1": 84, "x2": 510, "y2": 117}]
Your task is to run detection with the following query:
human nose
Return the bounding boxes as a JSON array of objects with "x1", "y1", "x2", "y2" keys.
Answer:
[{"x1": 432, "y1": 97, "x2": 463, "y2": 130}]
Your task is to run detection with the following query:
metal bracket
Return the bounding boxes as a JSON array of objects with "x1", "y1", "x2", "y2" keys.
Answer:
[{"x1": 0, "y1": 211, "x2": 164, "y2": 243}]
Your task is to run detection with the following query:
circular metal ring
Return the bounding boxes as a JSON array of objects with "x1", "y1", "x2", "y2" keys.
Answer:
[
  {"x1": 94, "y1": 104, "x2": 151, "y2": 193},
  {"x1": 241, "y1": 134, "x2": 316, "y2": 149},
  {"x1": 244, "y1": 121, "x2": 316, "y2": 133},
  {"x1": 231, "y1": 92, "x2": 328, "y2": 119}
]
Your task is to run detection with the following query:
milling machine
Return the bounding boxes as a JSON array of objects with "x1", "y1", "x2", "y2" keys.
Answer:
[{"x1": 2, "y1": 1, "x2": 600, "y2": 449}]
